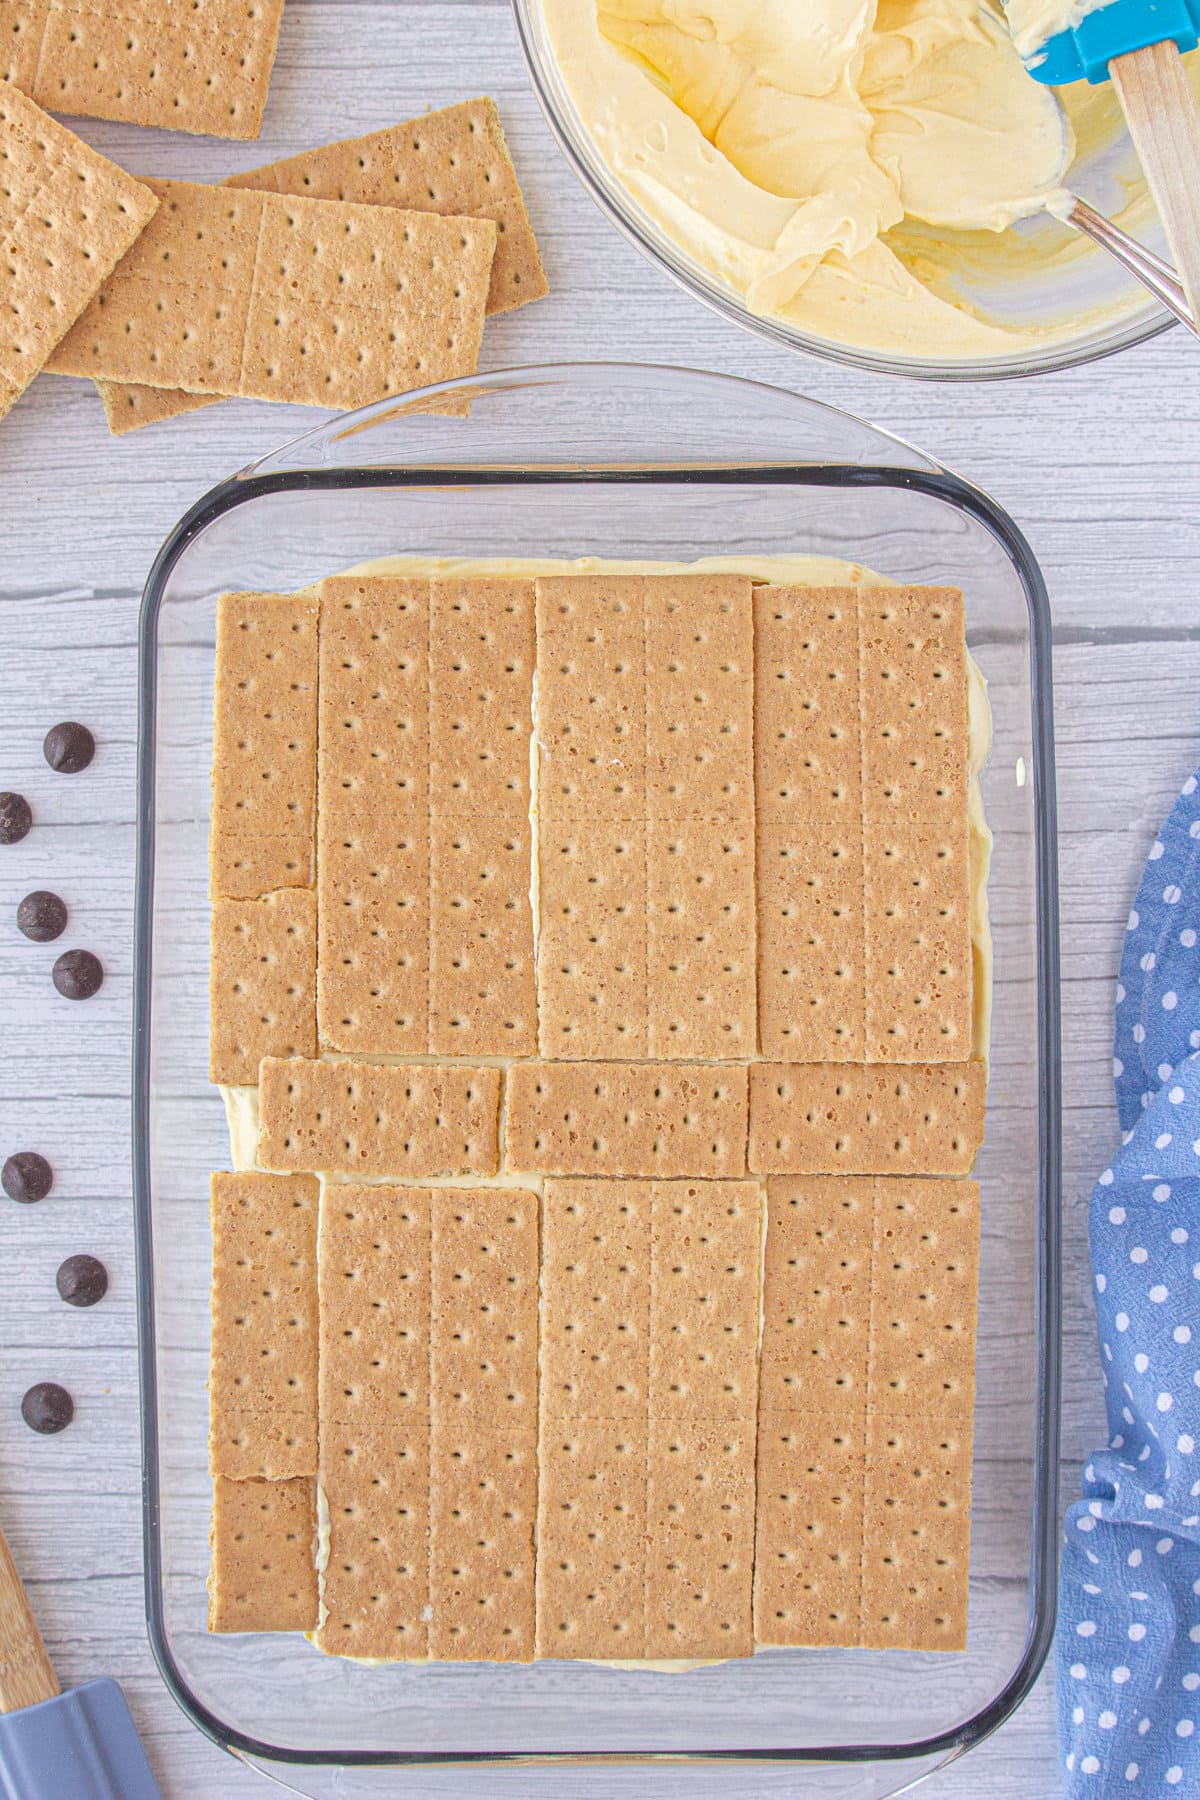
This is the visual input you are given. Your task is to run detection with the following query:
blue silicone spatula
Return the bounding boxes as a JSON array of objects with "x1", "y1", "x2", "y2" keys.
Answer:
[
  {"x1": 1015, "y1": 0, "x2": 1200, "y2": 319},
  {"x1": 0, "y1": 1522, "x2": 161, "y2": 1800}
]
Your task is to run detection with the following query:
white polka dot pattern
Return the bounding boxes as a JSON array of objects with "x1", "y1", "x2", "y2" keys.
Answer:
[{"x1": 1058, "y1": 763, "x2": 1200, "y2": 1792}]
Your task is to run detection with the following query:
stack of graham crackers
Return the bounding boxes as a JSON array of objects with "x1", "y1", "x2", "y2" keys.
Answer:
[
  {"x1": 1, "y1": 85, "x2": 547, "y2": 427},
  {"x1": 206, "y1": 571, "x2": 986, "y2": 1661}
]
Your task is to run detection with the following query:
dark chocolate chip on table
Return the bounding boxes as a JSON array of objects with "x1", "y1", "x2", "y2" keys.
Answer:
[
  {"x1": 2, "y1": 1151, "x2": 53, "y2": 1203},
  {"x1": 53, "y1": 948, "x2": 103, "y2": 999},
  {"x1": 21, "y1": 1382, "x2": 73, "y2": 1434},
  {"x1": 43, "y1": 721, "x2": 95, "y2": 774},
  {"x1": 0, "y1": 792, "x2": 32, "y2": 844},
  {"x1": 17, "y1": 889, "x2": 67, "y2": 943},
  {"x1": 56, "y1": 1253, "x2": 108, "y2": 1308}
]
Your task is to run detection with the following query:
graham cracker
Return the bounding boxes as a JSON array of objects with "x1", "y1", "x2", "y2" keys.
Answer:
[
  {"x1": 748, "y1": 1060, "x2": 986, "y2": 1175},
  {"x1": 646, "y1": 1414, "x2": 757, "y2": 1660},
  {"x1": 430, "y1": 814, "x2": 536, "y2": 1057},
  {"x1": 429, "y1": 1424, "x2": 538, "y2": 1662},
  {"x1": 861, "y1": 1414, "x2": 972, "y2": 1651},
  {"x1": 209, "y1": 887, "x2": 316, "y2": 1085},
  {"x1": 430, "y1": 1187, "x2": 540, "y2": 1431},
  {"x1": 210, "y1": 588, "x2": 319, "y2": 901},
  {"x1": 317, "y1": 1414, "x2": 432, "y2": 1661},
  {"x1": 758, "y1": 1176, "x2": 874, "y2": 1416},
  {"x1": 46, "y1": 180, "x2": 496, "y2": 414},
  {"x1": 318, "y1": 1185, "x2": 431, "y2": 1431},
  {"x1": 868, "y1": 1178, "x2": 980, "y2": 1417},
  {"x1": 0, "y1": 82, "x2": 157, "y2": 421},
  {"x1": 506, "y1": 1062, "x2": 750, "y2": 1179},
  {"x1": 535, "y1": 574, "x2": 756, "y2": 1061},
  {"x1": 208, "y1": 1171, "x2": 318, "y2": 1481},
  {"x1": 536, "y1": 1179, "x2": 759, "y2": 1660},
  {"x1": 754, "y1": 586, "x2": 972, "y2": 1064},
  {"x1": 257, "y1": 1057, "x2": 501, "y2": 1178},
  {"x1": 208, "y1": 1475, "x2": 318, "y2": 1634},
  {"x1": 429, "y1": 576, "x2": 535, "y2": 817},
  {"x1": 4, "y1": 0, "x2": 285, "y2": 140},
  {"x1": 752, "y1": 1412, "x2": 865, "y2": 1649},
  {"x1": 540, "y1": 1179, "x2": 653, "y2": 1423}
]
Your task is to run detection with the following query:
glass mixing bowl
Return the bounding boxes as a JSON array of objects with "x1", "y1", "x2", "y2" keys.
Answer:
[{"x1": 512, "y1": 0, "x2": 1184, "y2": 379}]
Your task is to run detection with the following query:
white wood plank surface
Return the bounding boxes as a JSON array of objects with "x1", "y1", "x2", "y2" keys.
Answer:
[{"x1": 2, "y1": 3, "x2": 1199, "y2": 1794}]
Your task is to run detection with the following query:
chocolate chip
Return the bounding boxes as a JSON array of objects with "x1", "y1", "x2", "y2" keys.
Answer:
[
  {"x1": 43, "y1": 722, "x2": 95, "y2": 774},
  {"x1": 0, "y1": 793, "x2": 32, "y2": 844},
  {"x1": 56, "y1": 1253, "x2": 108, "y2": 1308},
  {"x1": 17, "y1": 890, "x2": 67, "y2": 943},
  {"x1": 2, "y1": 1151, "x2": 53, "y2": 1203},
  {"x1": 21, "y1": 1382, "x2": 73, "y2": 1434},
  {"x1": 53, "y1": 948, "x2": 103, "y2": 999}
]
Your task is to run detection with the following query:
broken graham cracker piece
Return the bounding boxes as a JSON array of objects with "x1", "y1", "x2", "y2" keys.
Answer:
[
  {"x1": 96, "y1": 97, "x2": 547, "y2": 433},
  {"x1": 536, "y1": 1179, "x2": 760, "y2": 1660},
  {"x1": 208, "y1": 1171, "x2": 318, "y2": 1481},
  {"x1": 506, "y1": 1061, "x2": 750, "y2": 1179},
  {"x1": 753, "y1": 585, "x2": 972, "y2": 1064},
  {"x1": 4, "y1": 0, "x2": 285, "y2": 140},
  {"x1": 46, "y1": 180, "x2": 496, "y2": 414},
  {"x1": 208, "y1": 1475, "x2": 318, "y2": 1634},
  {"x1": 209, "y1": 888, "x2": 316, "y2": 1084},
  {"x1": 316, "y1": 1186, "x2": 539, "y2": 1661},
  {"x1": 748, "y1": 1060, "x2": 985, "y2": 1176},
  {"x1": 0, "y1": 83, "x2": 157, "y2": 421},
  {"x1": 210, "y1": 588, "x2": 318, "y2": 900},
  {"x1": 535, "y1": 573, "x2": 757, "y2": 1061},
  {"x1": 257, "y1": 1057, "x2": 501, "y2": 1178}
]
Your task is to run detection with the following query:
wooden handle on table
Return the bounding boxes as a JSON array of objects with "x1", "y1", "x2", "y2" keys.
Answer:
[
  {"x1": 1110, "y1": 38, "x2": 1200, "y2": 326},
  {"x1": 0, "y1": 1524, "x2": 59, "y2": 1713}
]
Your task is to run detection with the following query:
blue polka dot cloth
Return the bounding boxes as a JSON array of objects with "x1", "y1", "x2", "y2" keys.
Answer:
[{"x1": 1058, "y1": 764, "x2": 1200, "y2": 1791}]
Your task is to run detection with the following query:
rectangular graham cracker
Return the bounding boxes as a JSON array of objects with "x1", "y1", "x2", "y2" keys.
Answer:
[
  {"x1": 45, "y1": 180, "x2": 496, "y2": 413},
  {"x1": 535, "y1": 574, "x2": 757, "y2": 1062},
  {"x1": 209, "y1": 888, "x2": 316, "y2": 1084},
  {"x1": 316, "y1": 576, "x2": 536, "y2": 1058},
  {"x1": 748, "y1": 1060, "x2": 986, "y2": 1176},
  {"x1": 536, "y1": 1179, "x2": 760, "y2": 1661},
  {"x1": 754, "y1": 586, "x2": 972, "y2": 1064},
  {"x1": 4, "y1": 0, "x2": 285, "y2": 140},
  {"x1": 208, "y1": 1475, "x2": 318, "y2": 1634},
  {"x1": 506, "y1": 1061, "x2": 750, "y2": 1179},
  {"x1": 0, "y1": 83, "x2": 157, "y2": 421},
  {"x1": 208, "y1": 1171, "x2": 318, "y2": 1480},
  {"x1": 97, "y1": 98, "x2": 547, "y2": 435},
  {"x1": 753, "y1": 1175, "x2": 978, "y2": 1650},
  {"x1": 316, "y1": 1185, "x2": 539, "y2": 1661},
  {"x1": 256, "y1": 1057, "x2": 501, "y2": 1178},
  {"x1": 210, "y1": 588, "x2": 319, "y2": 900}
]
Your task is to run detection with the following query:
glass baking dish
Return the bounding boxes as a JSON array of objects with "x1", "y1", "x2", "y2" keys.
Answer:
[{"x1": 133, "y1": 363, "x2": 1061, "y2": 1798}]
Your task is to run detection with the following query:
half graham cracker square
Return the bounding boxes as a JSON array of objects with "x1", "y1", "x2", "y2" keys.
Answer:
[{"x1": 208, "y1": 1475, "x2": 318, "y2": 1634}]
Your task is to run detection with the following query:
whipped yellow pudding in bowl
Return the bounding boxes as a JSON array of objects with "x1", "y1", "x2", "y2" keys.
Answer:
[{"x1": 513, "y1": 0, "x2": 1193, "y2": 374}]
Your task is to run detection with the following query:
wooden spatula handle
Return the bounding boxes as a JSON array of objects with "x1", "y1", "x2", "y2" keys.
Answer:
[
  {"x1": 1110, "y1": 38, "x2": 1200, "y2": 324},
  {"x1": 0, "y1": 1523, "x2": 59, "y2": 1713}
]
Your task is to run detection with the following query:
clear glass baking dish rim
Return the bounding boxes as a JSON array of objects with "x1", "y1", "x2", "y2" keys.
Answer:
[
  {"x1": 132, "y1": 362, "x2": 1063, "y2": 1776},
  {"x1": 509, "y1": 0, "x2": 1174, "y2": 382}
]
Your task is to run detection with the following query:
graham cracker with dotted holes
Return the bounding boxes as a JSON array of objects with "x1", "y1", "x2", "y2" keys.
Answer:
[
  {"x1": 209, "y1": 589, "x2": 319, "y2": 901},
  {"x1": 0, "y1": 83, "x2": 157, "y2": 420},
  {"x1": 208, "y1": 1475, "x2": 318, "y2": 1633},
  {"x1": 97, "y1": 97, "x2": 547, "y2": 433},
  {"x1": 534, "y1": 573, "x2": 757, "y2": 1061},
  {"x1": 505, "y1": 1061, "x2": 750, "y2": 1179},
  {"x1": 209, "y1": 887, "x2": 316, "y2": 1084},
  {"x1": 754, "y1": 586, "x2": 972, "y2": 1063},
  {"x1": 536, "y1": 1179, "x2": 761, "y2": 1660},
  {"x1": 46, "y1": 180, "x2": 496, "y2": 412},
  {"x1": 2, "y1": 0, "x2": 286, "y2": 139},
  {"x1": 748, "y1": 1060, "x2": 985, "y2": 1175},
  {"x1": 315, "y1": 1186, "x2": 539, "y2": 1661},
  {"x1": 208, "y1": 1170, "x2": 319, "y2": 1481},
  {"x1": 256, "y1": 1056, "x2": 501, "y2": 1178},
  {"x1": 753, "y1": 1176, "x2": 978, "y2": 1651}
]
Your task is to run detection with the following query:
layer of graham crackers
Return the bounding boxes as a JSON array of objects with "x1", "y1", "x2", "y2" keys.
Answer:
[
  {"x1": 0, "y1": 82, "x2": 157, "y2": 420},
  {"x1": 46, "y1": 180, "x2": 496, "y2": 413},
  {"x1": 98, "y1": 98, "x2": 547, "y2": 434},
  {"x1": 4, "y1": 0, "x2": 286, "y2": 140}
]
